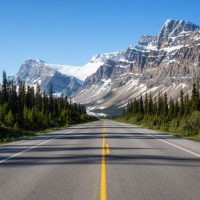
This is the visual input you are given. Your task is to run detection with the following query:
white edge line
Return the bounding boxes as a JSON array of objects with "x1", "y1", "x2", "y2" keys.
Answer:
[
  {"x1": 137, "y1": 130, "x2": 200, "y2": 158},
  {"x1": 116, "y1": 121, "x2": 200, "y2": 158},
  {"x1": 0, "y1": 130, "x2": 74, "y2": 163}
]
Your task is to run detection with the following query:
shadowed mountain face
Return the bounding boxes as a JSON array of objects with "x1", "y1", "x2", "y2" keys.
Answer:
[
  {"x1": 73, "y1": 19, "x2": 200, "y2": 115},
  {"x1": 16, "y1": 59, "x2": 83, "y2": 96}
]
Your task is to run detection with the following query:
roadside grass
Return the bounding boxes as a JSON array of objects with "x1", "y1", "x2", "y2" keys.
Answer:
[
  {"x1": 0, "y1": 119, "x2": 97, "y2": 145},
  {"x1": 0, "y1": 125, "x2": 68, "y2": 144},
  {"x1": 115, "y1": 117, "x2": 200, "y2": 142}
]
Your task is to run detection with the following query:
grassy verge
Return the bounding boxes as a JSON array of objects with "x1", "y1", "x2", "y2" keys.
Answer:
[
  {"x1": 0, "y1": 119, "x2": 97, "y2": 144},
  {"x1": 115, "y1": 115, "x2": 200, "y2": 142},
  {"x1": 0, "y1": 125, "x2": 69, "y2": 144}
]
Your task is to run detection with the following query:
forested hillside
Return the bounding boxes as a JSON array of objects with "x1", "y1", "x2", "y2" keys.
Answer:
[
  {"x1": 118, "y1": 83, "x2": 200, "y2": 140},
  {"x1": 0, "y1": 71, "x2": 94, "y2": 141}
]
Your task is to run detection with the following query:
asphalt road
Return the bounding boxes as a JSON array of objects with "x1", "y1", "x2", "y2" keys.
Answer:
[{"x1": 0, "y1": 120, "x2": 200, "y2": 200}]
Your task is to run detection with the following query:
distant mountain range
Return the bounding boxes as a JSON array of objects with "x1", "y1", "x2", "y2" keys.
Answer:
[
  {"x1": 13, "y1": 57, "x2": 103, "y2": 96},
  {"x1": 12, "y1": 19, "x2": 200, "y2": 115}
]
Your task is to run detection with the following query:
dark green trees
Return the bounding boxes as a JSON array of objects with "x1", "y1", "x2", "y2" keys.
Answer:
[
  {"x1": 124, "y1": 86, "x2": 200, "y2": 127},
  {"x1": 191, "y1": 84, "x2": 200, "y2": 111},
  {"x1": 0, "y1": 71, "x2": 88, "y2": 131},
  {"x1": 2, "y1": 71, "x2": 8, "y2": 103}
]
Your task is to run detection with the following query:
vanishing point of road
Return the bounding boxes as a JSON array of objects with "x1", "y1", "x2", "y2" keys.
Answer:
[{"x1": 0, "y1": 120, "x2": 200, "y2": 200}]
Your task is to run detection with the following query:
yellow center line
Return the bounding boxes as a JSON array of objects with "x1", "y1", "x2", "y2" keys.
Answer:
[
  {"x1": 100, "y1": 126, "x2": 107, "y2": 200},
  {"x1": 106, "y1": 144, "x2": 110, "y2": 155}
]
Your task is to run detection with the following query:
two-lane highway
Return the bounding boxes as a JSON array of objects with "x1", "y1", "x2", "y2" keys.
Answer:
[{"x1": 0, "y1": 120, "x2": 200, "y2": 200}]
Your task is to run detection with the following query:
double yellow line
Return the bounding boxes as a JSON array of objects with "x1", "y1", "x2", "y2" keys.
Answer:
[{"x1": 100, "y1": 126, "x2": 110, "y2": 200}]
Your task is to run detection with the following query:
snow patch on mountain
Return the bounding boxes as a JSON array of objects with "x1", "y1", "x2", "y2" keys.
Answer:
[{"x1": 46, "y1": 59, "x2": 103, "y2": 81}]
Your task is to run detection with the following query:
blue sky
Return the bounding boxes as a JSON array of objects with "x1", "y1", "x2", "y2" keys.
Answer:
[{"x1": 0, "y1": 0, "x2": 200, "y2": 76}]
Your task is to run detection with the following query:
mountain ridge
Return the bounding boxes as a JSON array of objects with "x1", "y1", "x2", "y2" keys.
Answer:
[
  {"x1": 14, "y1": 59, "x2": 82, "y2": 96},
  {"x1": 12, "y1": 19, "x2": 200, "y2": 115},
  {"x1": 73, "y1": 19, "x2": 200, "y2": 115}
]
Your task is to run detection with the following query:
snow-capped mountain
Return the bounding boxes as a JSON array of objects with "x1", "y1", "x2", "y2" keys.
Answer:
[
  {"x1": 46, "y1": 57, "x2": 104, "y2": 81},
  {"x1": 73, "y1": 19, "x2": 200, "y2": 115},
  {"x1": 16, "y1": 59, "x2": 82, "y2": 96},
  {"x1": 14, "y1": 19, "x2": 200, "y2": 115},
  {"x1": 13, "y1": 56, "x2": 104, "y2": 96},
  {"x1": 15, "y1": 55, "x2": 123, "y2": 100}
]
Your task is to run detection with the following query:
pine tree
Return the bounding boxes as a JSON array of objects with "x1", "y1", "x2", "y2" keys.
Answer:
[
  {"x1": 133, "y1": 98, "x2": 139, "y2": 114},
  {"x1": 42, "y1": 92, "x2": 49, "y2": 115},
  {"x1": 2, "y1": 71, "x2": 8, "y2": 103},
  {"x1": 144, "y1": 93, "x2": 148, "y2": 114},
  {"x1": 35, "y1": 83, "x2": 42, "y2": 111},
  {"x1": 168, "y1": 98, "x2": 175, "y2": 119},
  {"x1": 153, "y1": 97, "x2": 158, "y2": 115},
  {"x1": 17, "y1": 81, "x2": 26, "y2": 126},
  {"x1": 179, "y1": 90, "x2": 184, "y2": 116},
  {"x1": 164, "y1": 93, "x2": 168, "y2": 116},
  {"x1": 49, "y1": 84, "x2": 54, "y2": 114},
  {"x1": 191, "y1": 83, "x2": 200, "y2": 111},
  {"x1": 148, "y1": 93, "x2": 153, "y2": 115},
  {"x1": 139, "y1": 95, "x2": 144, "y2": 115},
  {"x1": 157, "y1": 93, "x2": 164, "y2": 115},
  {"x1": 174, "y1": 100, "x2": 179, "y2": 117},
  {"x1": 184, "y1": 94, "x2": 190, "y2": 115},
  {"x1": 25, "y1": 85, "x2": 32, "y2": 108}
]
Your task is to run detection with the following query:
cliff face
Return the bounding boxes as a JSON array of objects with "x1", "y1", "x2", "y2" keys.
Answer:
[{"x1": 73, "y1": 19, "x2": 200, "y2": 115}]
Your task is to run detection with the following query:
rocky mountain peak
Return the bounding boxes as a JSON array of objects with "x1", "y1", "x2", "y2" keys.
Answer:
[
  {"x1": 16, "y1": 59, "x2": 83, "y2": 96},
  {"x1": 18, "y1": 59, "x2": 53, "y2": 82},
  {"x1": 156, "y1": 19, "x2": 199, "y2": 49},
  {"x1": 159, "y1": 19, "x2": 199, "y2": 38},
  {"x1": 24, "y1": 59, "x2": 45, "y2": 66}
]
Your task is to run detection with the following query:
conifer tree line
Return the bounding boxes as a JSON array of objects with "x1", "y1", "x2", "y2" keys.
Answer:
[
  {"x1": 0, "y1": 71, "x2": 89, "y2": 132},
  {"x1": 122, "y1": 83, "x2": 200, "y2": 136},
  {"x1": 126, "y1": 84, "x2": 200, "y2": 117}
]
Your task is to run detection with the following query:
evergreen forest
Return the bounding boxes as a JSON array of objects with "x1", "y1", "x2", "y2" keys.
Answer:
[
  {"x1": 0, "y1": 71, "x2": 95, "y2": 141},
  {"x1": 118, "y1": 83, "x2": 200, "y2": 140}
]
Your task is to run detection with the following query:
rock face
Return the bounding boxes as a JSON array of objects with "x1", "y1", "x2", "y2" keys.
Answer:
[
  {"x1": 17, "y1": 59, "x2": 82, "y2": 96},
  {"x1": 73, "y1": 19, "x2": 200, "y2": 115}
]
